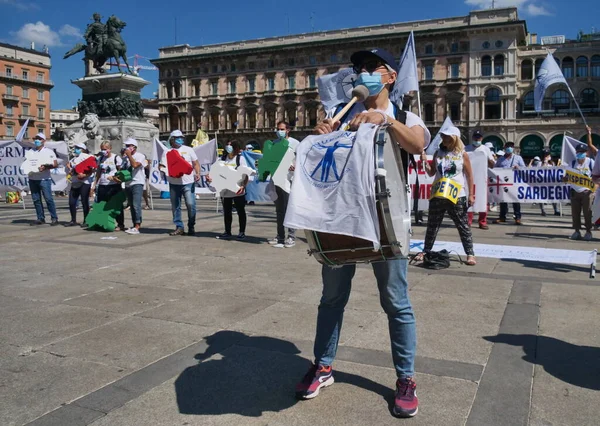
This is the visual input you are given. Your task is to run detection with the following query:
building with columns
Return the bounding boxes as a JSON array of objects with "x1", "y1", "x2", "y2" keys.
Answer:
[{"x1": 152, "y1": 7, "x2": 600, "y2": 159}]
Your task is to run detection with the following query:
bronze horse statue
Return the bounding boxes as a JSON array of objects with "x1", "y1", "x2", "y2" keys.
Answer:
[{"x1": 64, "y1": 15, "x2": 132, "y2": 75}]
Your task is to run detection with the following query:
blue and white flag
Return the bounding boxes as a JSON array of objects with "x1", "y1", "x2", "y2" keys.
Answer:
[
  {"x1": 390, "y1": 31, "x2": 419, "y2": 106},
  {"x1": 317, "y1": 68, "x2": 356, "y2": 114},
  {"x1": 15, "y1": 118, "x2": 30, "y2": 142},
  {"x1": 241, "y1": 150, "x2": 263, "y2": 171},
  {"x1": 534, "y1": 53, "x2": 567, "y2": 112},
  {"x1": 561, "y1": 135, "x2": 585, "y2": 167},
  {"x1": 425, "y1": 116, "x2": 454, "y2": 155}
]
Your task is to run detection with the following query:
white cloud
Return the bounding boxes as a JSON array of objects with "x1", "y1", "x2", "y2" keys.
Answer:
[
  {"x1": 464, "y1": 0, "x2": 552, "y2": 16},
  {"x1": 9, "y1": 22, "x2": 82, "y2": 48},
  {"x1": 0, "y1": 0, "x2": 39, "y2": 11}
]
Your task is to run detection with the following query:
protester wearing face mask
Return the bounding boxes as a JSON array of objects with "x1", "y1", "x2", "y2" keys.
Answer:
[
  {"x1": 215, "y1": 140, "x2": 251, "y2": 240},
  {"x1": 27, "y1": 133, "x2": 59, "y2": 226},
  {"x1": 159, "y1": 129, "x2": 201, "y2": 236},
  {"x1": 94, "y1": 141, "x2": 125, "y2": 231},
  {"x1": 493, "y1": 142, "x2": 525, "y2": 225},
  {"x1": 304, "y1": 48, "x2": 430, "y2": 418},
  {"x1": 465, "y1": 130, "x2": 495, "y2": 229},
  {"x1": 65, "y1": 142, "x2": 94, "y2": 227},
  {"x1": 530, "y1": 149, "x2": 560, "y2": 217},
  {"x1": 120, "y1": 138, "x2": 147, "y2": 235},
  {"x1": 267, "y1": 121, "x2": 300, "y2": 248},
  {"x1": 564, "y1": 144, "x2": 595, "y2": 241}
]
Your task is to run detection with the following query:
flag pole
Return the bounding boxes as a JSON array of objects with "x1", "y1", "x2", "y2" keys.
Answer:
[
  {"x1": 416, "y1": 91, "x2": 422, "y2": 118},
  {"x1": 566, "y1": 85, "x2": 588, "y2": 127}
]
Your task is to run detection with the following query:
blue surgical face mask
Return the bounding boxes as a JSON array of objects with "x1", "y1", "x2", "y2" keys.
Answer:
[
  {"x1": 576, "y1": 152, "x2": 587, "y2": 160},
  {"x1": 74, "y1": 148, "x2": 82, "y2": 156},
  {"x1": 100, "y1": 150, "x2": 108, "y2": 156},
  {"x1": 472, "y1": 141, "x2": 482, "y2": 147},
  {"x1": 276, "y1": 130, "x2": 287, "y2": 139},
  {"x1": 173, "y1": 137, "x2": 184, "y2": 146},
  {"x1": 505, "y1": 147, "x2": 514, "y2": 154},
  {"x1": 356, "y1": 72, "x2": 386, "y2": 97},
  {"x1": 225, "y1": 145, "x2": 233, "y2": 154},
  {"x1": 34, "y1": 140, "x2": 42, "y2": 148}
]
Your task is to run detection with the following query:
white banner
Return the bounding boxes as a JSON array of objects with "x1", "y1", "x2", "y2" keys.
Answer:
[
  {"x1": 149, "y1": 139, "x2": 217, "y2": 194},
  {"x1": 487, "y1": 166, "x2": 570, "y2": 203},
  {"x1": 0, "y1": 140, "x2": 68, "y2": 193}
]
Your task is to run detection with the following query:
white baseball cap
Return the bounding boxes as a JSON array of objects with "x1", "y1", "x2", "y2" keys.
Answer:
[
  {"x1": 497, "y1": 150, "x2": 505, "y2": 156},
  {"x1": 533, "y1": 156, "x2": 541, "y2": 161},
  {"x1": 124, "y1": 137, "x2": 138, "y2": 147},
  {"x1": 169, "y1": 130, "x2": 183, "y2": 138},
  {"x1": 440, "y1": 126, "x2": 461, "y2": 137},
  {"x1": 34, "y1": 132, "x2": 46, "y2": 140},
  {"x1": 484, "y1": 142, "x2": 494, "y2": 149},
  {"x1": 74, "y1": 142, "x2": 87, "y2": 149}
]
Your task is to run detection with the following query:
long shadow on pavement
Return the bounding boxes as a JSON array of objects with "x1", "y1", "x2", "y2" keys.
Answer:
[
  {"x1": 484, "y1": 334, "x2": 600, "y2": 391},
  {"x1": 499, "y1": 258, "x2": 592, "y2": 274},
  {"x1": 175, "y1": 330, "x2": 394, "y2": 417}
]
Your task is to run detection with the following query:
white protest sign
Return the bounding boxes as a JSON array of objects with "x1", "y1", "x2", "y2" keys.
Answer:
[
  {"x1": 209, "y1": 161, "x2": 254, "y2": 194},
  {"x1": 487, "y1": 166, "x2": 570, "y2": 203},
  {"x1": 272, "y1": 148, "x2": 295, "y2": 193},
  {"x1": 465, "y1": 149, "x2": 489, "y2": 213}
]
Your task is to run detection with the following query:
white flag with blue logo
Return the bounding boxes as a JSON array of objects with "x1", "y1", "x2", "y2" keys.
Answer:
[
  {"x1": 425, "y1": 116, "x2": 454, "y2": 155},
  {"x1": 284, "y1": 124, "x2": 380, "y2": 249},
  {"x1": 390, "y1": 31, "x2": 419, "y2": 105},
  {"x1": 561, "y1": 135, "x2": 585, "y2": 167},
  {"x1": 534, "y1": 53, "x2": 567, "y2": 112},
  {"x1": 317, "y1": 68, "x2": 357, "y2": 114}
]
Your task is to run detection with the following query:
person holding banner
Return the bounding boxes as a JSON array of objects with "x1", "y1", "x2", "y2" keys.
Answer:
[
  {"x1": 159, "y1": 130, "x2": 201, "y2": 236},
  {"x1": 27, "y1": 133, "x2": 60, "y2": 226},
  {"x1": 465, "y1": 130, "x2": 494, "y2": 229},
  {"x1": 94, "y1": 141, "x2": 126, "y2": 231},
  {"x1": 65, "y1": 142, "x2": 94, "y2": 227},
  {"x1": 493, "y1": 142, "x2": 525, "y2": 225},
  {"x1": 121, "y1": 138, "x2": 147, "y2": 235},
  {"x1": 565, "y1": 143, "x2": 595, "y2": 241},
  {"x1": 419, "y1": 126, "x2": 476, "y2": 265},
  {"x1": 214, "y1": 140, "x2": 250, "y2": 240},
  {"x1": 299, "y1": 48, "x2": 429, "y2": 418}
]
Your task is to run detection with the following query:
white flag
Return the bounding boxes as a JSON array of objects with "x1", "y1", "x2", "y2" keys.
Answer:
[
  {"x1": 317, "y1": 68, "x2": 356, "y2": 114},
  {"x1": 194, "y1": 138, "x2": 217, "y2": 166},
  {"x1": 15, "y1": 118, "x2": 30, "y2": 142},
  {"x1": 561, "y1": 135, "x2": 585, "y2": 167},
  {"x1": 425, "y1": 116, "x2": 454, "y2": 155},
  {"x1": 534, "y1": 53, "x2": 567, "y2": 112},
  {"x1": 391, "y1": 31, "x2": 419, "y2": 105}
]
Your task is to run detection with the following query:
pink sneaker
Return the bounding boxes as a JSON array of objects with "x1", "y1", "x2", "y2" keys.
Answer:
[
  {"x1": 393, "y1": 377, "x2": 419, "y2": 417},
  {"x1": 295, "y1": 364, "x2": 334, "y2": 400}
]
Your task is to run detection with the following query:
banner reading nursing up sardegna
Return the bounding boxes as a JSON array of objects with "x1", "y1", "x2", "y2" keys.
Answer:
[
  {"x1": 149, "y1": 138, "x2": 217, "y2": 194},
  {"x1": 0, "y1": 140, "x2": 68, "y2": 193},
  {"x1": 487, "y1": 166, "x2": 572, "y2": 203}
]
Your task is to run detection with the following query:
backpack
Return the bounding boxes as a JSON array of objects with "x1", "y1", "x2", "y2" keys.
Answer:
[
  {"x1": 333, "y1": 101, "x2": 409, "y2": 180},
  {"x1": 423, "y1": 250, "x2": 451, "y2": 270}
]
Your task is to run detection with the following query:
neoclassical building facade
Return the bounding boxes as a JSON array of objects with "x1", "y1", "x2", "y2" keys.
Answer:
[{"x1": 151, "y1": 7, "x2": 600, "y2": 158}]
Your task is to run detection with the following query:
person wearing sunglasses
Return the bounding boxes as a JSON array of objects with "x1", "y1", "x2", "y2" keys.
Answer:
[{"x1": 301, "y1": 48, "x2": 430, "y2": 419}]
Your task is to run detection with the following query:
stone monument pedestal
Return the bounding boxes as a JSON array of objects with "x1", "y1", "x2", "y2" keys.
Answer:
[{"x1": 64, "y1": 73, "x2": 158, "y2": 156}]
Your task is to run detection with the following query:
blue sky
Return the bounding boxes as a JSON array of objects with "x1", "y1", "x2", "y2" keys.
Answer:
[{"x1": 0, "y1": 0, "x2": 597, "y2": 110}]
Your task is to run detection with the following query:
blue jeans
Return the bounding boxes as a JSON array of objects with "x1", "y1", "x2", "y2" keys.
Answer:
[
  {"x1": 125, "y1": 184, "x2": 144, "y2": 225},
  {"x1": 29, "y1": 179, "x2": 58, "y2": 221},
  {"x1": 169, "y1": 183, "x2": 196, "y2": 230},
  {"x1": 315, "y1": 258, "x2": 416, "y2": 379}
]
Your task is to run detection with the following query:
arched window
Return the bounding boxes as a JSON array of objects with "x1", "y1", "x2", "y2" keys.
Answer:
[
  {"x1": 166, "y1": 82, "x2": 173, "y2": 99},
  {"x1": 424, "y1": 104, "x2": 434, "y2": 122},
  {"x1": 577, "y1": 56, "x2": 589, "y2": 77},
  {"x1": 523, "y1": 91, "x2": 535, "y2": 111},
  {"x1": 521, "y1": 59, "x2": 533, "y2": 80},
  {"x1": 450, "y1": 102, "x2": 460, "y2": 121},
  {"x1": 174, "y1": 81, "x2": 181, "y2": 98},
  {"x1": 485, "y1": 88, "x2": 501, "y2": 119},
  {"x1": 494, "y1": 55, "x2": 504, "y2": 76},
  {"x1": 581, "y1": 88, "x2": 598, "y2": 108},
  {"x1": 552, "y1": 90, "x2": 570, "y2": 110},
  {"x1": 535, "y1": 58, "x2": 544, "y2": 76},
  {"x1": 591, "y1": 55, "x2": 600, "y2": 77},
  {"x1": 481, "y1": 55, "x2": 492, "y2": 77},
  {"x1": 562, "y1": 57, "x2": 574, "y2": 79},
  {"x1": 168, "y1": 105, "x2": 179, "y2": 132}
]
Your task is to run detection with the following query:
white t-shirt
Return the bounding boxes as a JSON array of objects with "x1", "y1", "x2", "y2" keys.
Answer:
[
  {"x1": 161, "y1": 146, "x2": 198, "y2": 185},
  {"x1": 68, "y1": 153, "x2": 94, "y2": 187},
  {"x1": 28, "y1": 147, "x2": 57, "y2": 181},
  {"x1": 122, "y1": 152, "x2": 147, "y2": 187},
  {"x1": 97, "y1": 154, "x2": 123, "y2": 186},
  {"x1": 435, "y1": 149, "x2": 467, "y2": 198},
  {"x1": 465, "y1": 144, "x2": 495, "y2": 163},
  {"x1": 340, "y1": 101, "x2": 431, "y2": 147},
  {"x1": 220, "y1": 154, "x2": 250, "y2": 198}
]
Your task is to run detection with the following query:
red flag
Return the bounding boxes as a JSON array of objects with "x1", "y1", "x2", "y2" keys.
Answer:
[{"x1": 167, "y1": 150, "x2": 193, "y2": 177}]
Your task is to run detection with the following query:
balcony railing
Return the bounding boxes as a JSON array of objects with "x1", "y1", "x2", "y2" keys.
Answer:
[
  {"x1": 2, "y1": 94, "x2": 19, "y2": 101},
  {"x1": 19, "y1": 114, "x2": 35, "y2": 120},
  {"x1": 0, "y1": 72, "x2": 54, "y2": 86}
]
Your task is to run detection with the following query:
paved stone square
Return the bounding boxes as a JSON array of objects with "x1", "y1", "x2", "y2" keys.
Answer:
[{"x1": 0, "y1": 197, "x2": 598, "y2": 426}]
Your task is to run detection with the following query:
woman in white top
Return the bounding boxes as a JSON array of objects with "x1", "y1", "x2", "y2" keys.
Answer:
[
  {"x1": 65, "y1": 142, "x2": 95, "y2": 227},
  {"x1": 215, "y1": 140, "x2": 250, "y2": 240},
  {"x1": 94, "y1": 141, "x2": 125, "y2": 231},
  {"x1": 419, "y1": 126, "x2": 476, "y2": 265}
]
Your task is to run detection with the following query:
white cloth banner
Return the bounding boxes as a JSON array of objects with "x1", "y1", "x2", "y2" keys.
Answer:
[
  {"x1": 284, "y1": 125, "x2": 380, "y2": 248},
  {"x1": 0, "y1": 140, "x2": 68, "y2": 192},
  {"x1": 410, "y1": 239, "x2": 596, "y2": 266},
  {"x1": 534, "y1": 53, "x2": 568, "y2": 112},
  {"x1": 487, "y1": 166, "x2": 570, "y2": 203},
  {"x1": 149, "y1": 138, "x2": 217, "y2": 194},
  {"x1": 465, "y1": 149, "x2": 489, "y2": 213}
]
